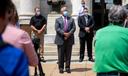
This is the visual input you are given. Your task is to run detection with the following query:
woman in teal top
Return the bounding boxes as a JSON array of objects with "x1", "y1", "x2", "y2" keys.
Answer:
[{"x1": 93, "y1": 5, "x2": 128, "y2": 76}]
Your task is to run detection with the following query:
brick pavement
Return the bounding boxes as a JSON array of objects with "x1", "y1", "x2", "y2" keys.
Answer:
[
  {"x1": 29, "y1": 60, "x2": 96, "y2": 76},
  {"x1": 29, "y1": 43, "x2": 96, "y2": 76}
]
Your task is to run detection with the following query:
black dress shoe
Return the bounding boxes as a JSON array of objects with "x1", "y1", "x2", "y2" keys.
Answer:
[
  {"x1": 88, "y1": 58, "x2": 95, "y2": 62},
  {"x1": 59, "y1": 69, "x2": 64, "y2": 74},
  {"x1": 79, "y1": 59, "x2": 83, "y2": 62},
  {"x1": 65, "y1": 68, "x2": 71, "y2": 73}
]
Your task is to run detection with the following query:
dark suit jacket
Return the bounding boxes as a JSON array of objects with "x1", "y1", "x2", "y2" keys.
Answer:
[
  {"x1": 78, "y1": 15, "x2": 94, "y2": 38},
  {"x1": 54, "y1": 16, "x2": 76, "y2": 45}
]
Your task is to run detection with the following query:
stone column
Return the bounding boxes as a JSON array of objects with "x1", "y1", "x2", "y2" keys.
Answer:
[
  {"x1": 71, "y1": 0, "x2": 81, "y2": 16},
  {"x1": 19, "y1": 0, "x2": 40, "y2": 35},
  {"x1": 12, "y1": 0, "x2": 20, "y2": 13},
  {"x1": 84, "y1": 0, "x2": 92, "y2": 14},
  {"x1": 122, "y1": 0, "x2": 128, "y2": 5},
  {"x1": 19, "y1": 0, "x2": 40, "y2": 24}
]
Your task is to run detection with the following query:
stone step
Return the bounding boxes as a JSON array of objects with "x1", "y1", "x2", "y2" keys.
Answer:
[
  {"x1": 43, "y1": 43, "x2": 95, "y2": 56},
  {"x1": 44, "y1": 43, "x2": 79, "y2": 56}
]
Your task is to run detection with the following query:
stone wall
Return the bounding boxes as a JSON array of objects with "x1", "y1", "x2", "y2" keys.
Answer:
[{"x1": 12, "y1": 0, "x2": 92, "y2": 43}]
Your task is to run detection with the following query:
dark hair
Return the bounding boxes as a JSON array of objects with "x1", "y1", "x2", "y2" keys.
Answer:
[
  {"x1": 61, "y1": 5, "x2": 67, "y2": 9},
  {"x1": 108, "y1": 5, "x2": 128, "y2": 25},
  {"x1": 15, "y1": 11, "x2": 19, "y2": 22},
  {"x1": 8, "y1": 2, "x2": 16, "y2": 21},
  {"x1": 60, "y1": 5, "x2": 67, "y2": 12},
  {"x1": 8, "y1": 3, "x2": 19, "y2": 24},
  {"x1": 0, "y1": 0, "x2": 14, "y2": 18},
  {"x1": 34, "y1": 7, "x2": 40, "y2": 12}
]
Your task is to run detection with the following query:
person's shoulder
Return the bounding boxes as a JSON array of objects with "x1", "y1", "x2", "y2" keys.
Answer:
[
  {"x1": 96, "y1": 26, "x2": 108, "y2": 34},
  {"x1": 68, "y1": 16, "x2": 74, "y2": 21},
  {"x1": 79, "y1": 15, "x2": 84, "y2": 18},
  {"x1": 11, "y1": 26, "x2": 25, "y2": 34},
  {"x1": 88, "y1": 14, "x2": 93, "y2": 18},
  {"x1": 58, "y1": 16, "x2": 62, "y2": 19},
  {"x1": 31, "y1": 16, "x2": 35, "y2": 19},
  {"x1": 40, "y1": 15, "x2": 45, "y2": 18},
  {"x1": 38, "y1": 15, "x2": 45, "y2": 19},
  {"x1": 5, "y1": 25, "x2": 27, "y2": 38},
  {"x1": 56, "y1": 16, "x2": 62, "y2": 21},
  {"x1": 121, "y1": 27, "x2": 128, "y2": 32},
  {"x1": 4, "y1": 25, "x2": 23, "y2": 34},
  {"x1": 79, "y1": 15, "x2": 86, "y2": 19}
]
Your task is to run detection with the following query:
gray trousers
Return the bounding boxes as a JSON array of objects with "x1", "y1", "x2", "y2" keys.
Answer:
[{"x1": 57, "y1": 40, "x2": 73, "y2": 69}]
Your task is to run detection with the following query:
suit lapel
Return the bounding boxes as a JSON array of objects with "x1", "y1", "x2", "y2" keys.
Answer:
[
  {"x1": 59, "y1": 17, "x2": 64, "y2": 28},
  {"x1": 82, "y1": 15, "x2": 86, "y2": 26},
  {"x1": 67, "y1": 17, "x2": 71, "y2": 29}
]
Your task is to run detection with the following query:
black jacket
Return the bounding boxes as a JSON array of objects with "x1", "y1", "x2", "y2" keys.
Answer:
[{"x1": 78, "y1": 15, "x2": 94, "y2": 38}]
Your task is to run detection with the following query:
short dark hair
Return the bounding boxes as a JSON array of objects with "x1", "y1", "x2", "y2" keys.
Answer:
[
  {"x1": 108, "y1": 5, "x2": 128, "y2": 24},
  {"x1": 60, "y1": 5, "x2": 67, "y2": 12},
  {"x1": 34, "y1": 7, "x2": 40, "y2": 12},
  {"x1": 0, "y1": 0, "x2": 14, "y2": 18}
]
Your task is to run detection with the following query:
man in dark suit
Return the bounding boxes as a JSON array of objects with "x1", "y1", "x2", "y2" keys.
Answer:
[
  {"x1": 54, "y1": 6, "x2": 76, "y2": 73},
  {"x1": 78, "y1": 7, "x2": 94, "y2": 62}
]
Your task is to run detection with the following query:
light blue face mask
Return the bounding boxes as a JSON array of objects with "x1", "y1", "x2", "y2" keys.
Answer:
[{"x1": 63, "y1": 11, "x2": 68, "y2": 17}]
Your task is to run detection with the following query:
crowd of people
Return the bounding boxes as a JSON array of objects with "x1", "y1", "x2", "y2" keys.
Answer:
[{"x1": 0, "y1": 0, "x2": 128, "y2": 76}]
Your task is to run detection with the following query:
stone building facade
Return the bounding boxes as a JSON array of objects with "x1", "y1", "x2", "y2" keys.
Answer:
[{"x1": 12, "y1": 0, "x2": 128, "y2": 43}]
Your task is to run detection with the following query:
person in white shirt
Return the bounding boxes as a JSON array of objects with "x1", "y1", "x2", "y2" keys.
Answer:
[{"x1": 78, "y1": 1, "x2": 88, "y2": 16}]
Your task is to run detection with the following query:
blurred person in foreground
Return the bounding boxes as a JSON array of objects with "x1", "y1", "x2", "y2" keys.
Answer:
[
  {"x1": 54, "y1": 6, "x2": 76, "y2": 73},
  {"x1": 0, "y1": 0, "x2": 29, "y2": 76},
  {"x1": 2, "y1": 3, "x2": 38, "y2": 66},
  {"x1": 93, "y1": 5, "x2": 128, "y2": 76},
  {"x1": 30, "y1": 7, "x2": 47, "y2": 62}
]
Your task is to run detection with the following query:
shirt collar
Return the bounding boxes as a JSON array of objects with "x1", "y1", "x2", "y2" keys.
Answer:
[{"x1": 61, "y1": 15, "x2": 67, "y2": 19}]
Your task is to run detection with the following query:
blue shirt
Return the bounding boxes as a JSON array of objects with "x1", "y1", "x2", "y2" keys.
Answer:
[{"x1": 0, "y1": 37, "x2": 29, "y2": 76}]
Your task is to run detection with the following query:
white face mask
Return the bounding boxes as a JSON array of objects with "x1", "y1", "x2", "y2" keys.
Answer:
[{"x1": 36, "y1": 11, "x2": 41, "y2": 16}]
